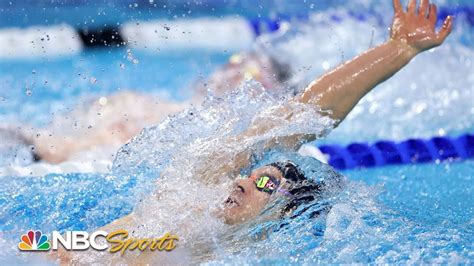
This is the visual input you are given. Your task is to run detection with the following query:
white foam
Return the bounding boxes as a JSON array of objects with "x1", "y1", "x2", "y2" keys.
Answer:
[
  {"x1": 298, "y1": 144, "x2": 328, "y2": 164},
  {"x1": 0, "y1": 24, "x2": 82, "y2": 58},
  {"x1": 120, "y1": 17, "x2": 254, "y2": 52}
]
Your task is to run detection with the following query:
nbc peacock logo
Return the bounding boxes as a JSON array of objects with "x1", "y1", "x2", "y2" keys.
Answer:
[{"x1": 18, "y1": 230, "x2": 51, "y2": 251}]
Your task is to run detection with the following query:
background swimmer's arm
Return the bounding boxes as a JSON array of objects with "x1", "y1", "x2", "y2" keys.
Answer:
[{"x1": 298, "y1": 0, "x2": 452, "y2": 125}]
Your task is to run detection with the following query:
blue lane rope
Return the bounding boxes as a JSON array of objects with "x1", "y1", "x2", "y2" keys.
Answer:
[{"x1": 318, "y1": 133, "x2": 474, "y2": 170}]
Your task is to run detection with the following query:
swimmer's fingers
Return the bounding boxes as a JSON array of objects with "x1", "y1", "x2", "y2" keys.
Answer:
[
  {"x1": 428, "y1": 3, "x2": 438, "y2": 26},
  {"x1": 418, "y1": 0, "x2": 429, "y2": 17},
  {"x1": 393, "y1": 0, "x2": 403, "y2": 14},
  {"x1": 436, "y1": 16, "x2": 453, "y2": 43},
  {"x1": 407, "y1": 0, "x2": 416, "y2": 14}
]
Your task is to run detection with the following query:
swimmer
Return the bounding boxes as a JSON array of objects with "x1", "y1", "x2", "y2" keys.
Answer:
[
  {"x1": 221, "y1": 160, "x2": 341, "y2": 225},
  {"x1": 54, "y1": 0, "x2": 452, "y2": 263},
  {"x1": 192, "y1": 50, "x2": 291, "y2": 103},
  {"x1": 17, "y1": 91, "x2": 184, "y2": 163},
  {"x1": 3, "y1": 50, "x2": 288, "y2": 164}
]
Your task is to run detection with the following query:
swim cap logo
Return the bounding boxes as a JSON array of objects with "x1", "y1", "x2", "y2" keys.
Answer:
[{"x1": 18, "y1": 230, "x2": 51, "y2": 251}]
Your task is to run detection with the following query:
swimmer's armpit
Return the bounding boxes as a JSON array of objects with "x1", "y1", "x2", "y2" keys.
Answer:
[{"x1": 298, "y1": 0, "x2": 452, "y2": 123}]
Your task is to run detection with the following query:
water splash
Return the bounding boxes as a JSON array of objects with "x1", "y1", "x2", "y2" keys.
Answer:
[
  {"x1": 113, "y1": 80, "x2": 334, "y2": 178},
  {"x1": 257, "y1": 6, "x2": 474, "y2": 143},
  {"x1": 0, "y1": 80, "x2": 336, "y2": 263}
]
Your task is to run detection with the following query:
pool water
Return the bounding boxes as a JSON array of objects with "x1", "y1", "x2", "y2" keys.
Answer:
[
  {"x1": 0, "y1": 159, "x2": 472, "y2": 263},
  {"x1": 1, "y1": 0, "x2": 473, "y2": 264},
  {"x1": 0, "y1": 49, "x2": 230, "y2": 126}
]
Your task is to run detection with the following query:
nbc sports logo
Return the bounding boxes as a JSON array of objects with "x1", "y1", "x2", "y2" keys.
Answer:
[
  {"x1": 17, "y1": 229, "x2": 178, "y2": 253},
  {"x1": 18, "y1": 230, "x2": 51, "y2": 251}
]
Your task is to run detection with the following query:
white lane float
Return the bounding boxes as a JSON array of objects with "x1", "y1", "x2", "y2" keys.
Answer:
[
  {"x1": 0, "y1": 24, "x2": 82, "y2": 58},
  {"x1": 120, "y1": 17, "x2": 255, "y2": 51}
]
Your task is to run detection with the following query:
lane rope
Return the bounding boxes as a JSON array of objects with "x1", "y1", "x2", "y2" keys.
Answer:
[
  {"x1": 0, "y1": 5, "x2": 471, "y2": 58},
  {"x1": 319, "y1": 133, "x2": 474, "y2": 170}
]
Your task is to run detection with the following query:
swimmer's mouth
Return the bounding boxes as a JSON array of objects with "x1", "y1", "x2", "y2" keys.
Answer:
[{"x1": 224, "y1": 196, "x2": 239, "y2": 208}]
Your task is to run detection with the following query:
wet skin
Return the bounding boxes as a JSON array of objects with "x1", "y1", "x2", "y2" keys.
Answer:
[
  {"x1": 222, "y1": 165, "x2": 286, "y2": 225},
  {"x1": 49, "y1": 0, "x2": 455, "y2": 264}
]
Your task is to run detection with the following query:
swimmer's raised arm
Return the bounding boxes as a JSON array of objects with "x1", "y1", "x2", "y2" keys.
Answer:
[
  {"x1": 298, "y1": 0, "x2": 452, "y2": 124},
  {"x1": 201, "y1": 0, "x2": 454, "y2": 180},
  {"x1": 180, "y1": 0, "x2": 455, "y2": 184}
]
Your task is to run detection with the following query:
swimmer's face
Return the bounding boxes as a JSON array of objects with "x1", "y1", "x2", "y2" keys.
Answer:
[{"x1": 222, "y1": 165, "x2": 285, "y2": 225}]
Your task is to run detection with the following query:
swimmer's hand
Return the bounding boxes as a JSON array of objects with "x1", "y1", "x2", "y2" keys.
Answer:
[
  {"x1": 391, "y1": 0, "x2": 453, "y2": 53},
  {"x1": 298, "y1": 0, "x2": 454, "y2": 125}
]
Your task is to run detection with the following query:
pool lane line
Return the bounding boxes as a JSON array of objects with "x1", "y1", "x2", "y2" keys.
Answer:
[
  {"x1": 318, "y1": 133, "x2": 474, "y2": 170},
  {"x1": 1, "y1": 134, "x2": 472, "y2": 177},
  {"x1": 67, "y1": 5, "x2": 474, "y2": 49},
  {"x1": 1, "y1": 4, "x2": 472, "y2": 58}
]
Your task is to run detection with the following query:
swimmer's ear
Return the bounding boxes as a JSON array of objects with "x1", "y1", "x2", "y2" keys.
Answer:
[{"x1": 436, "y1": 16, "x2": 453, "y2": 44}]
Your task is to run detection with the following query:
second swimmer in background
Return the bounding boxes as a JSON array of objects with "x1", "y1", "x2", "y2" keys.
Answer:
[{"x1": 5, "y1": 49, "x2": 290, "y2": 164}]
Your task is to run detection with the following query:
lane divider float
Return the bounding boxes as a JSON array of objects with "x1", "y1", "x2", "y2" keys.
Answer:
[
  {"x1": 1, "y1": 134, "x2": 472, "y2": 176},
  {"x1": 319, "y1": 133, "x2": 473, "y2": 170},
  {"x1": 0, "y1": 5, "x2": 471, "y2": 58}
]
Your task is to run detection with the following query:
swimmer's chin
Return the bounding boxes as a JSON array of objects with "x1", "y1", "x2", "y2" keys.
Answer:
[
  {"x1": 212, "y1": 206, "x2": 235, "y2": 225},
  {"x1": 213, "y1": 203, "x2": 246, "y2": 225}
]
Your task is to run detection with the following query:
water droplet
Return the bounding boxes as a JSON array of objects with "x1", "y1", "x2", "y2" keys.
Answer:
[
  {"x1": 394, "y1": 98, "x2": 405, "y2": 106},
  {"x1": 322, "y1": 61, "x2": 330, "y2": 70},
  {"x1": 25, "y1": 86, "x2": 32, "y2": 96},
  {"x1": 32, "y1": 70, "x2": 36, "y2": 74},
  {"x1": 120, "y1": 63, "x2": 125, "y2": 69},
  {"x1": 99, "y1": 97, "x2": 108, "y2": 106},
  {"x1": 127, "y1": 49, "x2": 135, "y2": 62},
  {"x1": 90, "y1": 77, "x2": 97, "y2": 84}
]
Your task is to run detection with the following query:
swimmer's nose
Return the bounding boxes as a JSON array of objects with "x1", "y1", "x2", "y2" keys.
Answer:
[{"x1": 234, "y1": 178, "x2": 254, "y2": 194}]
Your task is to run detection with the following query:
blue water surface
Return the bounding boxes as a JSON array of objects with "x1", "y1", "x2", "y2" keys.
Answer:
[{"x1": 0, "y1": 0, "x2": 473, "y2": 264}]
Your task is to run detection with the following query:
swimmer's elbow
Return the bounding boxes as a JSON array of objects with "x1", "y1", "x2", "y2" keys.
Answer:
[
  {"x1": 318, "y1": 106, "x2": 345, "y2": 128},
  {"x1": 298, "y1": 93, "x2": 346, "y2": 126}
]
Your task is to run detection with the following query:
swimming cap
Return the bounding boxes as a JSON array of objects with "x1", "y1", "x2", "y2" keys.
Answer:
[
  {"x1": 268, "y1": 160, "x2": 324, "y2": 216},
  {"x1": 268, "y1": 161, "x2": 306, "y2": 183}
]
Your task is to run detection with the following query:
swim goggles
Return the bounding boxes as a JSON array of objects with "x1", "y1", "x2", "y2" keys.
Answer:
[{"x1": 241, "y1": 174, "x2": 291, "y2": 196}]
